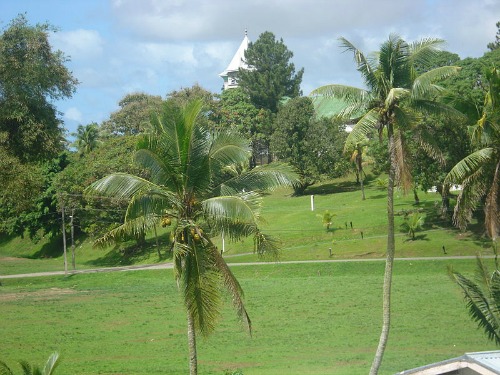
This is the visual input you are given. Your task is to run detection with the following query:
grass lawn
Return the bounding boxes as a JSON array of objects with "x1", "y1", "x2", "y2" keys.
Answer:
[
  {"x1": 0, "y1": 260, "x2": 493, "y2": 374},
  {"x1": 0, "y1": 176, "x2": 496, "y2": 374}
]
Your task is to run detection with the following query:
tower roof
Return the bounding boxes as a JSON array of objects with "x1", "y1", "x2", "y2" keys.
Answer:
[{"x1": 219, "y1": 31, "x2": 250, "y2": 77}]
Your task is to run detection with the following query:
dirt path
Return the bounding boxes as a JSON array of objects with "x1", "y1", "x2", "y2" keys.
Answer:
[{"x1": 0, "y1": 255, "x2": 482, "y2": 280}]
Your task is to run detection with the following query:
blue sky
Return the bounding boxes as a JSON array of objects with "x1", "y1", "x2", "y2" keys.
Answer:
[{"x1": 1, "y1": 0, "x2": 499, "y2": 137}]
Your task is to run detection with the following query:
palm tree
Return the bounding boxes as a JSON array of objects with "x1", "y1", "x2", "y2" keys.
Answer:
[
  {"x1": 445, "y1": 66, "x2": 500, "y2": 241},
  {"x1": 450, "y1": 255, "x2": 500, "y2": 345},
  {"x1": 0, "y1": 352, "x2": 60, "y2": 375},
  {"x1": 312, "y1": 34, "x2": 460, "y2": 374},
  {"x1": 86, "y1": 99, "x2": 296, "y2": 375},
  {"x1": 71, "y1": 122, "x2": 101, "y2": 155},
  {"x1": 401, "y1": 212, "x2": 425, "y2": 240}
]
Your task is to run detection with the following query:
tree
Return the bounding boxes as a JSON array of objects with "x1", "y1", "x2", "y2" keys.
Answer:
[
  {"x1": 450, "y1": 255, "x2": 500, "y2": 345},
  {"x1": 238, "y1": 31, "x2": 304, "y2": 114},
  {"x1": 72, "y1": 123, "x2": 101, "y2": 155},
  {"x1": 101, "y1": 92, "x2": 163, "y2": 136},
  {"x1": 0, "y1": 352, "x2": 60, "y2": 375},
  {"x1": 0, "y1": 14, "x2": 78, "y2": 162},
  {"x1": 445, "y1": 66, "x2": 500, "y2": 240},
  {"x1": 271, "y1": 96, "x2": 348, "y2": 195},
  {"x1": 312, "y1": 35, "x2": 460, "y2": 374},
  {"x1": 401, "y1": 212, "x2": 425, "y2": 240},
  {"x1": 487, "y1": 21, "x2": 500, "y2": 51},
  {"x1": 213, "y1": 87, "x2": 272, "y2": 168},
  {"x1": 86, "y1": 99, "x2": 297, "y2": 375}
]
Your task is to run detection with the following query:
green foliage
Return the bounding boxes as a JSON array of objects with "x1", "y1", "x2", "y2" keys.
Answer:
[
  {"x1": 271, "y1": 97, "x2": 348, "y2": 195},
  {"x1": 101, "y1": 92, "x2": 163, "y2": 136},
  {"x1": 487, "y1": 21, "x2": 500, "y2": 51},
  {"x1": 401, "y1": 212, "x2": 425, "y2": 240},
  {"x1": 446, "y1": 66, "x2": 500, "y2": 239},
  {"x1": 450, "y1": 255, "x2": 500, "y2": 345},
  {"x1": 0, "y1": 352, "x2": 60, "y2": 375},
  {"x1": 53, "y1": 135, "x2": 142, "y2": 239},
  {"x1": 0, "y1": 14, "x2": 78, "y2": 162},
  {"x1": 87, "y1": 99, "x2": 297, "y2": 374},
  {"x1": 71, "y1": 123, "x2": 101, "y2": 155},
  {"x1": 238, "y1": 31, "x2": 304, "y2": 113}
]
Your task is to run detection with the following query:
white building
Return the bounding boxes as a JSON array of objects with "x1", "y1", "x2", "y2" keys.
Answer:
[{"x1": 219, "y1": 31, "x2": 250, "y2": 90}]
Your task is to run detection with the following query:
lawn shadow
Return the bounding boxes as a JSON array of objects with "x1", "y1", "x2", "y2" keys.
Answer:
[
  {"x1": 306, "y1": 181, "x2": 358, "y2": 195},
  {"x1": 28, "y1": 235, "x2": 64, "y2": 259},
  {"x1": 85, "y1": 236, "x2": 173, "y2": 267}
]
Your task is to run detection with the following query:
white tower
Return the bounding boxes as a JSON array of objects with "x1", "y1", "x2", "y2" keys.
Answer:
[{"x1": 219, "y1": 31, "x2": 250, "y2": 90}]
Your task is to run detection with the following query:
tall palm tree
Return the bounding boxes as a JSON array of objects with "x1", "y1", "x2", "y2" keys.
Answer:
[
  {"x1": 0, "y1": 352, "x2": 60, "y2": 375},
  {"x1": 86, "y1": 99, "x2": 296, "y2": 375},
  {"x1": 71, "y1": 122, "x2": 101, "y2": 155},
  {"x1": 312, "y1": 34, "x2": 460, "y2": 374},
  {"x1": 450, "y1": 255, "x2": 500, "y2": 345},
  {"x1": 445, "y1": 66, "x2": 500, "y2": 241}
]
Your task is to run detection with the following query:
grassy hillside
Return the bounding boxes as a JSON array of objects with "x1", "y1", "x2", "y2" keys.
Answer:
[{"x1": 0, "y1": 174, "x2": 493, "y2": 276}]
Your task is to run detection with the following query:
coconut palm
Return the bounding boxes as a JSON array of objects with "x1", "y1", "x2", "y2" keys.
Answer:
[
  {"x1": 401, "y1": 212, "x2": 425, "y2": 240},
  {"x1": 86, "y1": 99, "x2": 296, "y2": 375},
  {"x1": 71, "y1": 122, "x2": 101, "y2": 155},
  {"x1": 445, "y1": 66, "x2": 500, "y2": 241},
  {"x1": 0, "y1": 352, "x2": 60, "y2": 375},
  {"x1": 450, "y1": 255, "x2": 500, "y2": 345},
  {"x1": 312, "y1": 34, "x2": 460, "y2": 374}
]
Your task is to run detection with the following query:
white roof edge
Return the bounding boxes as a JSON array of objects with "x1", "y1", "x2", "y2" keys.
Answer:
[{"x1": 219, "y1": 34, "x2": 250, "y2": 76}]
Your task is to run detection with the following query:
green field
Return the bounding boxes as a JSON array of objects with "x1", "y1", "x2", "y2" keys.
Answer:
[
  {"x1": 0, "y1": 260, "x2": 493, "y2": 374},
  {"x1": 0, "y1": 178, "x2": 496, "y2": 374}
]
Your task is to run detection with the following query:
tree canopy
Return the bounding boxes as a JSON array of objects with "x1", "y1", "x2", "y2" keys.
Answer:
[
  {"x1": 0, "y1": 14, "x2": 78, "y2": 162},
  {"x1": 238, "y1": 31, "x2": 304, "y2": 113}
]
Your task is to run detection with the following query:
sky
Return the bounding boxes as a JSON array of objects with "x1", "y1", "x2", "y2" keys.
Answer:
[{"x1": 1, "y1": 0, "x2": 499, "y2": 137}]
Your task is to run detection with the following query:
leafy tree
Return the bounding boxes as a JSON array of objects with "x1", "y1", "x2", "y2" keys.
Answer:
[
  {"x1": 101, "y1": 92, "x2": 163, "y2": 136},
  {"x1": 445, "y1": 66, "x2": 500, "y2": 240},
  {"x1": 487, "y1": 21, "x2": 500, "y2": 51},
  {"x1": 213, "y1": 87, "x2": 272, "y2": 168},
  {"x1": 450, "y1": 255, "x2": 500, "y2": 345},
  {"x1": 312, "y1": 34, "x2": 460, "y2": 374},
  {"x1": 72, "y1": 123, "x2": 101, "y2": 155},
  {"x1": 0, "y1": 352, "x2": 60, "y2": 375},
  {"x1": 0, "y1": 14, "x2": 78, "y2": 162},
  {"x1": 86, "y1": 100, "x2": 297, "y2": 375},
  {"x1": 238, "y1": 31, "x2": 304, "y2": 114},
  {"x1": 53, "y1": 135, "x2": 142, "y2": 240},
  {"x1": 271, "y1": 96, "x2": 348, "y2": 195}
]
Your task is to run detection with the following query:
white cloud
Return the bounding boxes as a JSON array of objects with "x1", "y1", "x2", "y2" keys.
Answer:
[
  {"x1": 50, "y1": 29, "x2": 104, "y2": 61},
  {"x1": 63, "y1": 107, "x2": 83, "y2": 123}
]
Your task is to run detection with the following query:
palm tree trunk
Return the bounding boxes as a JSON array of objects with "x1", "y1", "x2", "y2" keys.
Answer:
[
  {"x1": 370, "y1": 128, "x2": 396, "y2": 375},
  {"x1": 187, "y1": 311, "x2": 198, "y2": 375}
]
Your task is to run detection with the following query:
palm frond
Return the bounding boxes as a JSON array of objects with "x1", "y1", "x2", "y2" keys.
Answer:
[
  {"x1": 211, "y1": 246, "x2": 251, "y2": 333},
  {"x1": 253, "y1": 231, "x2": 280, "y2": 259},
  {"x1": 412, "y1": 66, "x2": 461, "y2": 99},
  {"x1": 385, "y1": 88, "x2": 410, "y2": 108},
  {"x1": 203, "y1": 193, "x2": 262, "y2": 231},
  {"x1": 485, "y1": 160, "x2": 500, "y2": 239},
  {"x1": 41, "y1": 353, "x2": 60, "y2": 375},
  {"x1": 450, "y1": 258, "x2": 500, "y2": 345},
  {"x1": 408, "y1": 37, "x2": 445, "y2": 67},
  {"x1": 392, "y1": 130, "x2": 413, "y2": 193},
  {"x1": 310, "y1": 85, "x2": 371, "y2": 111},
  {"x1": 182, "y1": 242, "x2": 222, "y2": 337},
  {"x1": 86, "y1": 173, "x2": 158, "y2": 200},
  {"x1": 344, "y1": 108, "x2": 380, "y2": 151},
  {"x1": 0, "y1": 361, "x2": 15, "y2": 375},
  {"x1": 93, "y1": 213, "x2": 158, "y2": 248},
  {"x1": 219, "y1": 162, "x2": 298, "y2": 196},
  {"x1": 338, "y1": 37, "x2": 378, "y2": 90},
  {"x1": 445, "y1": 148, "x2": 495, "y2": 184}
]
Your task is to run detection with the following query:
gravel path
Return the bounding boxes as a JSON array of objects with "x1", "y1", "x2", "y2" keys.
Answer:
[{"x1": 0, "y1": 255, "x2": 484, "y2": 280}]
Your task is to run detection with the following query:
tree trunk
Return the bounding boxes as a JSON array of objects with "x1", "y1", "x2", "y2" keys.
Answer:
[
  {"x1": 187, "y1": 311, "x2": 198, "y2": 375},
  {"x1": 370, "y1": 127, "x2": 396, "y2": 375},
  {"x1": 360, "y1": 172, "x2": 366, "y2": 201},
  {"x1": 413, "y1": 188, "x2": 420, "y2": 205}
]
